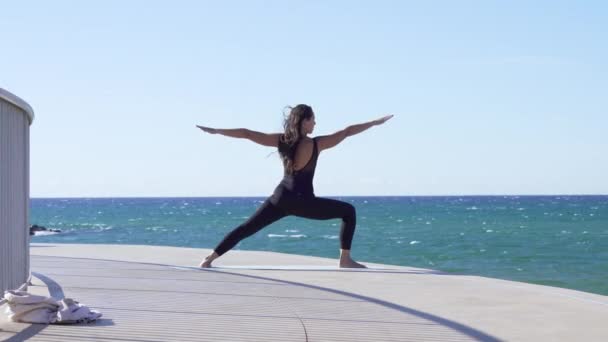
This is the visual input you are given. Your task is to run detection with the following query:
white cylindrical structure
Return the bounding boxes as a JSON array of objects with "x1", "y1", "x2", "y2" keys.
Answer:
[{"x1": 0, "y1": 88, "x2": 34, "y2": 292}]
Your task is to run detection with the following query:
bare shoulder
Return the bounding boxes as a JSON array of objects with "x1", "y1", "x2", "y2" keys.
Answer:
[
  {"x1": 313, "y1": 130, "x2": 347, "y2": 152},
  {"x1": 312, "y1": 135, "x2": 327, "y2": 151},
  {"x1": 269, "y1": 133, "x2": 284, "y2": 146}
]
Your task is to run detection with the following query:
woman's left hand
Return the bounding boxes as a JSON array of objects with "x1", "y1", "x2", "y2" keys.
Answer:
[
  {"x1": 196, "y1": 125, "x2": 218, "y2": 134},
  {"x1": 373, "y1": 115, "x2": 394, "y2": 126}
]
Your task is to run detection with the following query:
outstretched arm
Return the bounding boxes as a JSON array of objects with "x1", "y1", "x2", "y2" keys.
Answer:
[
  {"x1": 316, "y1": 115, "x2": 393, "y2": 152},
  {"x1": 196, "y1": 125, "x2": 281, "y2": 147}
]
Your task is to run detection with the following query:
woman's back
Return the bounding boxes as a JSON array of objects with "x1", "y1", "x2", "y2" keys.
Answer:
[
  {"x1": 291, "y1": 137, "x2": 318, "y2": 172},
  {"x1": 272, "y1": 137, "x2": 320, "y2": 202}
]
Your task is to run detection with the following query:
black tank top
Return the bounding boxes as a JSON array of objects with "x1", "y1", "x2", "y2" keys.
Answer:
[{"x1": 271, "y1": 137, "x2": 319, "y2": 203}]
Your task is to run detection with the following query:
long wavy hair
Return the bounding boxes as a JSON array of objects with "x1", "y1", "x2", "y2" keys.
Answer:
[{"x1": 278, "y1": 104, "x2": 314, "y2": 174}]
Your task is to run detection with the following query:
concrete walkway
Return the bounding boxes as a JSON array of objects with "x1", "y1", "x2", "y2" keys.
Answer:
[{"x1": 1, "y1": 243, "x2": 607, "y2": 341}]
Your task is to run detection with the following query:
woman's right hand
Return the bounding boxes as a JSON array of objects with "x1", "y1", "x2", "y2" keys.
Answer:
[
  {"x1": 196, "y1": 125, "x2": 218, "y2": 134},
  {"x1": 373, "y1": 115, "x2": 394, "y2": 126}
]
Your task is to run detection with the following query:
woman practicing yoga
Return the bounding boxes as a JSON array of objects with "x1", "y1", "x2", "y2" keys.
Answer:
[{"x1": 196, "y1": 104, "x2": 393, "y2": 268}]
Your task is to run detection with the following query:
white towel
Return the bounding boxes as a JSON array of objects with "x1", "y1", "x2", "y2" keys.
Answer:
[
  {"x1": 56, "y1": 298, "x2": 102, "y2": 324},
  {"x1": 2, "y1": 290, "x2": 102, "y2": 324}
]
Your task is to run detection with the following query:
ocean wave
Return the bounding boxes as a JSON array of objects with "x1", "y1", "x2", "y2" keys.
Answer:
[
  {"x1": 268, "y1": 234, "x2": 307, "y2": 238},
  {"x1": 33, "y1": 231, "x2": 61, "y2": 236}
]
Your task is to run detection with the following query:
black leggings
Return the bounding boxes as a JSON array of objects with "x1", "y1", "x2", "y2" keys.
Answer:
[{"x1": 213, "y1": 197, "x2": 357, "y2": 256}]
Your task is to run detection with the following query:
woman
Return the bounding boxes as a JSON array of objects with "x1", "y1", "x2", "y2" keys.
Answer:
[{"x1": 196, "y1": 104, "x2": 393, "y2": 268}]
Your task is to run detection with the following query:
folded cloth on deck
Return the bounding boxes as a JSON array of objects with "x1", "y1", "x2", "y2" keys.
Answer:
[{"x1": 2, "y1": 290, "x2": 102, "y2": 324}]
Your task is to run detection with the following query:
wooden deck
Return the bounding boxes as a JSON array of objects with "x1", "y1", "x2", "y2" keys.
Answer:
[{"x1": 1, "y1": 244, "x2": 607, "y2": 341}]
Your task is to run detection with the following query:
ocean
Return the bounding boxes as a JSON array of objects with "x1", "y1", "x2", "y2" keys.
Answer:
[{"x1": 30, "y1": 196, "x2": 608, "y2": 296}]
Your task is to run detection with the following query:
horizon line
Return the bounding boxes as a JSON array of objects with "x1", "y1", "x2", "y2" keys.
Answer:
[{"x1": 30, "y1": 194, "x2": 608, "y2": 200}]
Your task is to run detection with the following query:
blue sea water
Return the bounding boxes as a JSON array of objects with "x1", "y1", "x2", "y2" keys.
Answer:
[{"x1": 30, "y1": 196, "x2": 608, "y2": 296}]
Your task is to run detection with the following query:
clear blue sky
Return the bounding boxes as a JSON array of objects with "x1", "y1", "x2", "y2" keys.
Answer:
[{"x1": 2, "y1": 1, "x2": 606, "y2": 197}]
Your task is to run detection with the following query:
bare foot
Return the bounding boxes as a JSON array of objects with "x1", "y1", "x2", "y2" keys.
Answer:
[
  {"x1": 339, "y1": 258, "x2": 367, "y2": 268},
  {"x1": 199, "y1": 254, "x2": 217, "y2": 268},
  {"x1": 200, "y1": 259, "x2": 213, "y2": 268}
]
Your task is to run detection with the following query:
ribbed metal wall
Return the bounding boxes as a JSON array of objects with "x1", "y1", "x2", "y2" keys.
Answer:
[{"x1": 0, "y1": 98, "x2": 30, "y2": 292}]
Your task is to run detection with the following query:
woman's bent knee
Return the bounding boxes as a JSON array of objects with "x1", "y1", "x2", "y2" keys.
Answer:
[{"x1": 343, "y1": 203, "x2": 356, "y2": 220}]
